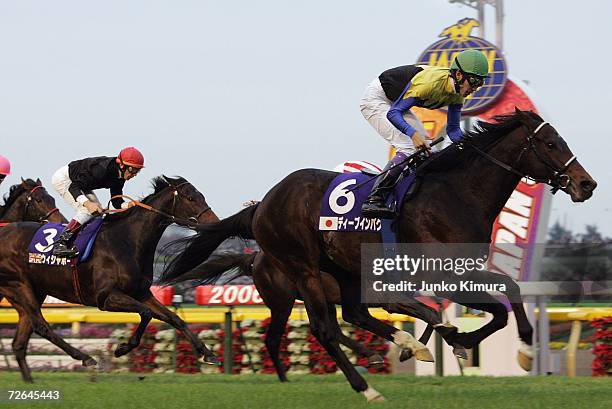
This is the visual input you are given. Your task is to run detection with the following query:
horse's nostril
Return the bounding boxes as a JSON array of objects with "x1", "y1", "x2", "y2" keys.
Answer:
[{"x1": 580, "y1": 180, "x2": 597, "y2": 192}]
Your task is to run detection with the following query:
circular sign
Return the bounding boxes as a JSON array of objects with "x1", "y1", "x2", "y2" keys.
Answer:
[{"x1": 416, "y1": 18, "x2": 508, "y2": 115}]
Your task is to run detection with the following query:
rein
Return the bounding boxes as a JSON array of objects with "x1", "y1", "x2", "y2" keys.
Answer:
[
  {"x1": 105, "y1": 182, "x2": 211, "y2": 228},
  {"x1": 466, "y1": 121, "x2": 577, "y2": 194}
]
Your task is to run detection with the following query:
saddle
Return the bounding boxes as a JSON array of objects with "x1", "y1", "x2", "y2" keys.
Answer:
[
  {"x1": 27, "y1": 218, "x2": 104, "y2": 266},
  {"x1": 319, "y1": 168, "x2": 421, "y2": 232}
]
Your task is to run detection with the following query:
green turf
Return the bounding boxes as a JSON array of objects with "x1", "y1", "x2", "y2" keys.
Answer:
[{"x1": 0, "y1": 372, "x2": 609, "y2": 409}]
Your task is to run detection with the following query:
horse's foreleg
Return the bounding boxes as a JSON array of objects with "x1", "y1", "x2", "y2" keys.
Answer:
[
  {"x1": 384, "y1": 302, "x2": 467, "y2": 359},
  {"x1": 114, "y1": 310, "x2": 152, "y2": 358},
  {"x1": 141, "y1": 294, "x2": 218, "y2": 365},
  {"x1": 444, "y1": 292, "x2": 509, "y2": 349}
]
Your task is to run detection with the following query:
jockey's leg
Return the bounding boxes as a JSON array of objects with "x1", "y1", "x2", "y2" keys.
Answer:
[
  {"x1": 361, "y1": 152, "x2": 407, "y2": 219},
  {"x1": 51, "y1": 166, "x2": 96, "y2": 258},
  {"x1": 360, "y1": 80, "x2": 427, "y2": 219}
]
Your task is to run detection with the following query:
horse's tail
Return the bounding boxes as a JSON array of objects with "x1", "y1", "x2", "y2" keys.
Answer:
[
  {"x1": 166, "y1": 252, "x2": 257, "y2": 286},
  {"x1": 157, "y1": 204, "x2": 258, "y2": 286}
]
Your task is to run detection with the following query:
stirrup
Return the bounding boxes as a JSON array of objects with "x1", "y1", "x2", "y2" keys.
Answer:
[
  {"x1": 361, "y1": 203, "x2": 395, "y2": 219},
  {"x1": 52, "y1": 244, "x2": 79, "y2": 258}
]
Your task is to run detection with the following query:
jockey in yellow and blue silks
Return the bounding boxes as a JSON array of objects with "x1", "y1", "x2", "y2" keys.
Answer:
[{"x1": 359, "y1": 49, "x2": 489, "y2": 218}]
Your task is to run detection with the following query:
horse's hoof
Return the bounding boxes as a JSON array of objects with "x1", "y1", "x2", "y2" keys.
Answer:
[
  {"x1": 399, "y1": 349, "x2": 413, "y2": 362},
  {"x1": 453, "y1": 344, "x2": 468, "y2": 360},
  {"x1": 368, "y1": 354, "x2": 384, "y2": 367},
  {"x1": 414, "y1": 347, "x2": 434, "y2": 362},
  {"x1": 517, "y1": 342, "x2": 533, "y2": 371},
  {"x1": 82, "y1": 357, "x2": 98, "y2": 367},
  {"x1": 114, "y1": 343, "x2": 131, "y2": 358},
  {"x1": 362, "y1": 387, "x2": 386, "y2": 403},
  {"x1": 202, "y1": 355, "x2": 220, "y2": 366}
]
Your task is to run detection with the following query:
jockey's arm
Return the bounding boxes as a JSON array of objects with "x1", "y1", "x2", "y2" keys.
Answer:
[
  {"x1": 386, "y1": 96, "x2": 418, "y2": 138},
  {"x1": 110, "y1": 182, "x2": 126, "y2": 210},
  {"x1": 446, "y1": 104, "x2": 463, "y2": 143},
  {"x1": 68, "y1": 183, "x2": 89, "y2": 206}
]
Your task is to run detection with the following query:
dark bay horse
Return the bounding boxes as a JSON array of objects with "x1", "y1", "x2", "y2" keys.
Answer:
[
  {"x1": 0, "y1": 176, "x2": 219, "y2": 382},
  {"x1": 169, "y1": 251, "x2": 463, "y2": 382},
  {"x1": 0, "y1": 178, "x2": 66, "y2": 223},
  {"x1": 159, "y1": 110, "x2": 596, "y2": 400}
]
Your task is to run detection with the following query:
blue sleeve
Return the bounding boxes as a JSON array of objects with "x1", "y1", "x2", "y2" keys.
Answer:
[
  {"x1": 386, "y1": 96, "x2": 418, "y2": 137},
  {"x1": 446, "y1": 104, "x2": 463, "y2": 143}
]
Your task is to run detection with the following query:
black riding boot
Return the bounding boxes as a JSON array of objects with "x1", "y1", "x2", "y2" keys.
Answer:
[
  {"x1": 52, "y1": 220, "x2": 81, "y2": 258},
  {"x1": 361, "y1": 158, "x2": 405, "y2": 219}
]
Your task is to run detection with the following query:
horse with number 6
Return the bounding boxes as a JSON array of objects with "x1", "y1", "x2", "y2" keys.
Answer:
[{"x1": 159, "y1": 109, "x2": 596, "y2": 401}]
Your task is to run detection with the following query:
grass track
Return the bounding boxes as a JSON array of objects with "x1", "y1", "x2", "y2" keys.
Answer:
[{"x1": 0, "y1": 372, "x2": 609, "y2": 409}]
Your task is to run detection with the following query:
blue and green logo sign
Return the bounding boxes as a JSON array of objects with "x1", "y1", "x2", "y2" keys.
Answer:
[{"x1": 417, "y1": 18, "x2": 508, "y2": 114}]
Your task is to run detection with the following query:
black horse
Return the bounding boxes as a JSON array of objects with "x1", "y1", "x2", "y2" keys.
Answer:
[
  {"x1": 159, "y1": 110, "x2": 596, "y2": 401},
  {"x1": 170, "y1": 251, "x2": 464, "y2": 382},
  {"x1": 0, "y1": 176, "x2": 219, "y2": 382},
  {"x1": 0, "y1": 178, "x2": 66, "y2": 223}
]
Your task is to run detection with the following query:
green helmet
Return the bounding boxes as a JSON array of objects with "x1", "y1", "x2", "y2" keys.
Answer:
[{"x1": 451, "y1": 50, "x2": 489, "y2": 77}]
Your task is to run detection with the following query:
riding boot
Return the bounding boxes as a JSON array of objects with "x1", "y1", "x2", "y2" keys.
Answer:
[
  {"x1": 361, "y1": 152, "x2": 407, "y2": 219},
  {"x1": 53, "y1": 219, "x2": 82, "y2": 258}
]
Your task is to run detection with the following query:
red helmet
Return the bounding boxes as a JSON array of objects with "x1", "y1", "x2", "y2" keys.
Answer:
[{"x1": 116, "y1": 147, "x2": 145, "y2": 168}]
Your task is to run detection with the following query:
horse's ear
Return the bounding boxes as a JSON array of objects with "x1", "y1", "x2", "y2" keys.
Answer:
[
  {"x1": 161, "y1": 175, "x2": 174, "y2": 187},
  {"x1": 36, "y1": 178, "x2": 42, "y2": 185},
  {"x1": 20, "y1": 177, "x2": 26, "y2": 185},
  {"x1": 515, "y1": 106, "x2": 523, "y2": 114}
]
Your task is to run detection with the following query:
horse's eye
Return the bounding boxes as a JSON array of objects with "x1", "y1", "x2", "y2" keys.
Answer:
[{"x1": 546, "y1": 142, "x2": 555, "y2": 149}]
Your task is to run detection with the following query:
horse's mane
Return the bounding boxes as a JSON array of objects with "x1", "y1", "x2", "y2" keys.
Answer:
[
  {"x1": 0, "y1": 179, "x2": 39, "y2": 218},
  {"x1": 418, "y1": 110, "x2": 543, "y2": 174},
  {"x1": 106, "y1": 175, "x2": 188, "y2": 221}
]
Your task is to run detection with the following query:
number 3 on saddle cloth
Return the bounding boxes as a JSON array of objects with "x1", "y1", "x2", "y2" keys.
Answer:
[
  {"x1": 319, "y1": 168, "x2": 419, "y2": 249},
  {"x1": 27, "y1": 218, "x2": 104, "y2": 266}
]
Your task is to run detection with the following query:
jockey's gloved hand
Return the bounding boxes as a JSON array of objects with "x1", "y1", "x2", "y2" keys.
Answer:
[
  {"x1": 411, "y1": 132, "x2": 431, "y2": 156},
  {"x1": 84, "y1": 200, "x2": 104, "y2": 215}
]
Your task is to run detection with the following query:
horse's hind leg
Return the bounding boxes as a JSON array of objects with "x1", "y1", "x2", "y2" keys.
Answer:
[
  {"x1": 6, "y1": 289, "x2": 96, "y2": 370},
  {"x1": 329, "y1": 304, "x2": 384, "y2": 367},
  {"x1": 4, "y1": 291, "x2": 38, "y2": 383},
  {"x1": 292, "y1": 267, "x2": 382, "y2": 401},
  {"x1": 265, "y1": 303, "x2": 293, "y2": 382},
  {"x1": 336, "y1": 278, "x2": 433, "y2": 362},
  {"x1": 12, "y1": 314, "x2": 34, "y2": 382},
  {"x1": 141, "y1": 293, "x2": 218, "y2": 365}
]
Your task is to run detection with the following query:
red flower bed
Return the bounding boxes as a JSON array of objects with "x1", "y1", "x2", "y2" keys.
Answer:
[{"x1": 591, "y1": 317, "x2": 612, "y2": 376}]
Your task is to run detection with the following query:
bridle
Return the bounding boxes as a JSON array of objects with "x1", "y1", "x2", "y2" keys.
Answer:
[
  {"x1": 466, "y1": 120, "x2": 577, "y2": 194},
  {"x1": 23, "y1": 185, "x2": 60, "y2": 222},
  {"x1": 109, "y1": 181, "x2": 212, "y2": 228},
  {"x1": 168, "y1": 181, "x2": 213, "y2": 226}
]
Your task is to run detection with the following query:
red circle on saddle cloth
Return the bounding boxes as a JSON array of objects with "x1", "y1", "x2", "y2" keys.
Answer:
[{"x1": 325, "y1": 220, "x2": 333, "y2": 227}]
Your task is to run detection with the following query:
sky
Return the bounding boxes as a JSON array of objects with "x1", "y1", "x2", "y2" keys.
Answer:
[{"x1": 1, "y1": 0, "x2": 610, "y2": 237}]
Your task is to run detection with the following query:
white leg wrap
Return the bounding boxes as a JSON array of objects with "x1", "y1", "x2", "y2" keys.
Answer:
[{"x1": 362, "y1": 387, "x2": 385, "y2": 403}]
